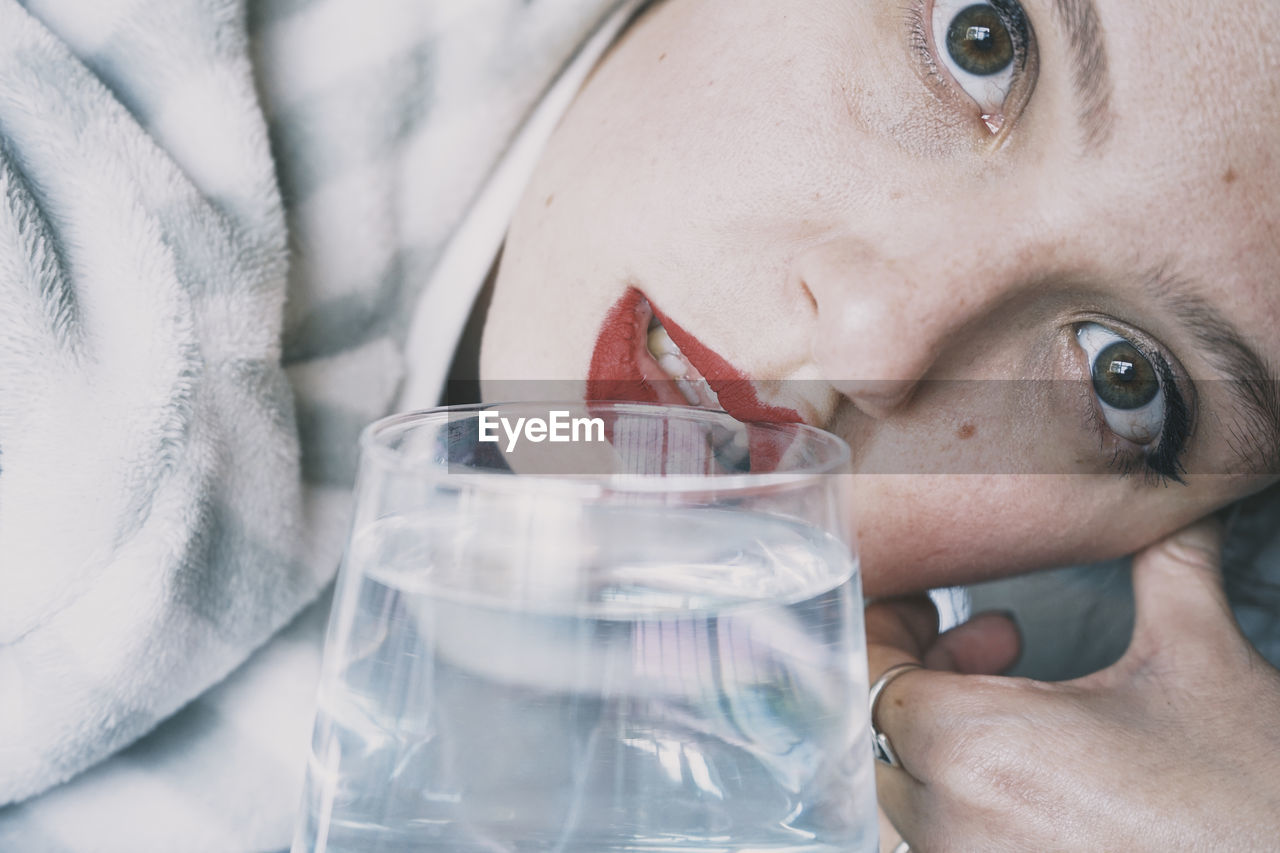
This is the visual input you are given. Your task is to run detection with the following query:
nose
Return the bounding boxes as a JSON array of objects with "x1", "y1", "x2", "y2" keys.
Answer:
[{"x1": 795, "y1": 220, "x2": 1042, "y2": 418}]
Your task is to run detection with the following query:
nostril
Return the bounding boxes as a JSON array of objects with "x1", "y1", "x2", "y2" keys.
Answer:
[{"x1": 798, "y1": 277, "x2": 818, "y2": 314}]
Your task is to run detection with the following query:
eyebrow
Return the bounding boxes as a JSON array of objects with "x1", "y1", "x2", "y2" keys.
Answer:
[
  {"x1": 1050, "y1": 0, "x2": 1115, "y2": 147},
  {"x1": 1149, "y1": 271, "x2": 1280, "y2": 475}
]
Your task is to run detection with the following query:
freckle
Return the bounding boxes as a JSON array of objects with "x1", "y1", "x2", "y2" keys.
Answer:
[
  {"x1": 544, "y1": 194, "x2": 555, "y2": 208},
  {"x1": 957, "y1": 423, "x2": 976, "y2": 440},
  {"x1": 1223, "y1": 167, "x2": 1237, "y2": 184},
  {"x1": 658, "y1": 52, "x2": 667, "y2": 62},
  {"x1": 893, "y1": 698, "x2": 904, "y2": 708}
]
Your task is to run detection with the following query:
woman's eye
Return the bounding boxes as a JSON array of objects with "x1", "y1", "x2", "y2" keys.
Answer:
[
  {"x1": 1075, "y1": 323, "x2": 1166, "y2": 445},
  {"x1": 929, "y1": 0, "x2": 1033, "y2": 129}
]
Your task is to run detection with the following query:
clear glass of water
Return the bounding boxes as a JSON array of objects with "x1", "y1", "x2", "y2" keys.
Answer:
[{"x1": 293, "y1": 402, "x2": 876, "y2": 853}]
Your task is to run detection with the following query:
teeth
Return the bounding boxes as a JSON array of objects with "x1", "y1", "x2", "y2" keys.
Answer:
[
  {"x1": 647, "y1": 326, "x2": 679, "y2": 358},
  {"x1": 646, "y1": 317, "x2": 725, "y2": 410},
  {"x1": 657, "y1": 353, "x2": 687, "y2": 378},
  {"x1": 676, "y1": 378, "x2": 701, "y2": 405},
  {"x1": 647, "y1": 323, "x2": 696, "y2": 386}
]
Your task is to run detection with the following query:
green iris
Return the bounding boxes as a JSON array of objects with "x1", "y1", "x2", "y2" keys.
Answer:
[
  {"x1": 946, "y1": 5, "x2": 1015, "y2": 76},
  {"x1": 1092, "y1": 341, "x2": 1159, "y2": 410}
]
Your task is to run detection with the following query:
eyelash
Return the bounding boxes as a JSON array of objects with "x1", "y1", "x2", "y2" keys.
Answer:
[
  {"x1": 907, "y1": 3, "x2": 948, "y2": 90},
  {"x1": 906, "y1": 3, "x2": 941, "y2": 83},
  {"x1": 1084, "y1": 334, "x2": 1193, "y2": 486}
]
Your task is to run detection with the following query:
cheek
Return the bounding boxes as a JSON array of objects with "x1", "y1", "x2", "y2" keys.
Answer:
[
  {"x1": 853, "y1": 474, "x2": 1031, "y2": 596},
  {"x1": 851, "y1": 473, "x2": 1210, "y2": 597}
]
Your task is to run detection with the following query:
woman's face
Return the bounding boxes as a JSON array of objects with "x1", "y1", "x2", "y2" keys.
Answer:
[{"x1": 482, "y1": 0, "x2": 1280, "y2": 595}]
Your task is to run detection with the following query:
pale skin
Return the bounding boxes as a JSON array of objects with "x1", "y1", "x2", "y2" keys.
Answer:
[
  {"x1": 868, "y1": 518, "x2": 1280, "y2": 851},
  {"x1": 480, "y1": 0, "x2": 1280, "y2": 848}
]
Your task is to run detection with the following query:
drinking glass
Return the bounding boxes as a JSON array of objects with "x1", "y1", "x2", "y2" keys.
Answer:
[{"x1": 293, "y1": 401, "x2": 876, "y2": 852}]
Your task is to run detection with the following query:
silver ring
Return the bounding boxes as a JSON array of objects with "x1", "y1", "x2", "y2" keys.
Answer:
[
  {"x1": 869, "y1": 662, "x2": 924, "y2": 768},
  {"x1": 891, "y1": 841, "x2": 911, "y2": 853}
]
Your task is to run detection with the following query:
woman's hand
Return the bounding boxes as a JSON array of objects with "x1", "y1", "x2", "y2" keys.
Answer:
[{"x1": 869, "y1": 517, "x2": 1280, "y2": 852}]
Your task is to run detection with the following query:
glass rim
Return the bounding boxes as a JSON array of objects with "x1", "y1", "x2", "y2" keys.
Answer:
[{"x1": 359, "y1": 401, "x2": 852, "y2": 496}]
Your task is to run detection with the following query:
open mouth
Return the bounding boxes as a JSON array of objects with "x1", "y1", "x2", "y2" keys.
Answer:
[
  {"x1": 587, "y1": 287, "x2": 802, "y2": 425},
  {"x1": 647, "y1": 307, "x2": 720, "y2": 408}
]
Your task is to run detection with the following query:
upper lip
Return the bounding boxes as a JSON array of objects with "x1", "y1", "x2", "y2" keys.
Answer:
[
  {"x1": 591, "y1": 287, "x2": 804, "y2": 425},
  {"x1": 648, "y1": 298, "x2": 802, "y2": 425}
]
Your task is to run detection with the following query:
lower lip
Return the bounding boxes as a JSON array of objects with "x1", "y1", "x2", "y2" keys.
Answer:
[{"x1": 586, "y1": 288, "x2": 802, "y2": 427}]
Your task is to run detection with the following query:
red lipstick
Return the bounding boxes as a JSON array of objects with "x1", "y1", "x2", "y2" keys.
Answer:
[
  {"x1": 586, "y1": 288, "x2": 688, "y2": 407},
  {"x1": 587, "y1": 287, "x2": 800, "y2": 423},
  {"x1": 647, "y1": 301, "x2": 801, "y2": 426}
]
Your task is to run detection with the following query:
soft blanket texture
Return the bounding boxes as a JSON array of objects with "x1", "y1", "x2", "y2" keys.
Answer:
[
  {"x1": 0, "y1": 0, "x2": 620, "y2": 849},
  {"x1": 0, "y1": 0, "x2": 324, "y2": 805}
]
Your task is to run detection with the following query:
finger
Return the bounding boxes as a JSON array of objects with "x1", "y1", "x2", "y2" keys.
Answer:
[
  {"x1": 875, "y1": 762, "x2": 928, "y2": 849},
  {"x1": 866, "y1": 596, "x2": 936, "y2": 745},
  {"x1": 866, "y1": 597, "x2": 1016, "y2": 784},
  {"x1": 866, "y1": 655, "x2": 961, "y2": 781},
  {"x1": 1127, "y1": 516, "x2": 1238, "y2": 663},
  {"x1": 924, "y1": 610, "x2": 1021, "y2": 675},
  {"x1": 866, "y1": 595, "x2": 940, "y2": 660},
  {"x1": 876, "y1": 802, "x2": 907, "y2": 853}
]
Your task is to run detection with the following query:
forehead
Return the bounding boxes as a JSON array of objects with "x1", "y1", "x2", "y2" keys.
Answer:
[
  {"x1": 1103, "y1": 0, "x2": 1280, "y2": 153},
  {"x1": 1097, "y1": 0, "x2": 1279, "y2": 190},
  {"x1": 1083, "y1": 0, "x2": 1280, "y2": 318}
]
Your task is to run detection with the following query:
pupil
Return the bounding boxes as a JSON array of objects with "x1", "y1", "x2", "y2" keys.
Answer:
[
  {"x1": 1092, "y1": 341, "x2": 1159, "y2": 410},
  {"x1": 946, "y1": 5, "x2": 1015, "y2": 76}
]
